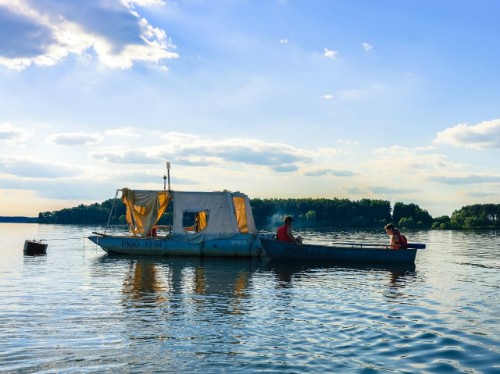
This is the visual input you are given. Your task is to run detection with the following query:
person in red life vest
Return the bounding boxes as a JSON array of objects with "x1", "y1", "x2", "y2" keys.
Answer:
[
  {"x1": 147, "y1": 226, "x2": 157, "y2": 237},
  {"x1": 276, "y1": 216, "x2": 303, "y2": 246},
  {"x1": 384, "y1": 223, "x2": 407, "y2": 249}
]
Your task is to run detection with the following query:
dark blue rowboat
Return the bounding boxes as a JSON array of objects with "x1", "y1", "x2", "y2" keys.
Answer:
[{"x1": 260, "y1": 238, "x2": 425, "y2": 264}]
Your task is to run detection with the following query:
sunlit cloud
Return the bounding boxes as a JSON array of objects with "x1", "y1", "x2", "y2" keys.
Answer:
[
  {"x1": 273, "y1": 164, "x2": 298, "y2": 173},
  {"x1": 46, "y1": 132, "x2": 103, "y2": 146},
  {"x1": 323, "y1": 48, "x2": 338, "y2": 59},
  {"x1": 89, "y1": 133, "x2": 338, "y2": 172},
  {"x1": 367, "y1": 186, "x2": 419, "y2": 194},
  {"x1": 371, "y1": 146, "x2": 464, "y2": 172},
  {"x1": 433, "y1": 119, "x2": 500, "y2": 149},
  {"x1": 337, "y1": 138, "x2": 359, "y2": 145},
  {"x1": 90, "y1": 149, "x2": 160, "y2": 164},
  {"x1": 427, "y1": 174, "x2": 500, "y2": 185},
  {"x1": 467, "y1": 191, "x2": 500, "y2": 198},
  {"x1": 104, "y1": 127, "x2": 141, "y2": 138},
  {"x1": 279, "y1": 39, "x2": 288, "y2": 44},
  {"x1": 362, "y1": 42, "x2": 373, "y2": 51},
  {"x1": 123, "y1": 0, "x2": 166, "y2": 6},
  {"x1": 321, "y1": 94, "x2": 333, "y2": 100},
  {"x1": 154, "y1": 135, "x2": 311, "y2": 168},
  {"x1": 0, "y1": 0, "x2": 178, "y2": 70},
  {"x1": 304, "y1": 168, "x2": 356, "y2": 177},
  {"x1": 0, "y1": 157, "x2": 79, "y2": 178},
  {"x1": 0, "y1": 123, "x2": 32, "y2": 145}
]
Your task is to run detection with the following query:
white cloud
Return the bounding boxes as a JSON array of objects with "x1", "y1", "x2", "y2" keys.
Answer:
[
  {"x1": 104, "y1": 127, "x2": 141, "y2": 138},
  {"x1": 0, "y1": 0, "x2": 178, "y2": 70},
  {"x1": 427, "y1": 174, "x2": 500, "y2": 185},
  {"x1": 90, "y1": 148, "x2": 160, "y2": 164},
  {"x1": 279, "y1": 39, "x2": 288, "y2": 44},
  {"x1": 337, "y1": 138, "x2": 359, "y2": 145},
  {"x1": 46, "y1": 132, "x2": 103, "y2": 146},
  {"x1": 303, "y1": 168, "x2": 356, "y2": 177},
  {"x1": 321, "y1": 94, "x2": 333, "y2": 100},
  {"x1": 367, "y1": 186, "x2": 418, "y2": 194},
  {"x1": 362, "y1": 42, "x2": 373, "y2": 51},
  {"x1": 123, "y1": 0, "x2": 166, "y2": 6},
  {"x1": 87, "y1": 133, "x2": 346, "y2": 173},
  {"x1": 0, "y1": 156, "x2": 79, "y2": 178},
  {"x1": 368, "y1": 146, "x2": 466, "y2": 178},
  {"x1": 433, "y1": 119, "x2": 500, "y2": 149},
  {"x1": 0, "y1": 123, "x2": 32, "y2": 145},
  {"x1": 323, "y1": 48, "x2": 338, "y2": 59}
]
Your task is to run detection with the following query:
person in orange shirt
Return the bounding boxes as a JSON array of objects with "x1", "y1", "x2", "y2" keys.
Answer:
[
  {"x1": 384, "y1": 223, "x2": 407, "y2": 249},
  {"x1": 276, "y1": 216, "x2": 303, "y2": 246}
]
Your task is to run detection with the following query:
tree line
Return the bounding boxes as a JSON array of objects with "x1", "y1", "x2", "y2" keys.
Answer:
[{"x1": 36, "y1": 197, "x2": 500, "y2": 230}]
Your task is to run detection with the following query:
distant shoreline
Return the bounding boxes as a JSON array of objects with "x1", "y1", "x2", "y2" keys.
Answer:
[{"x1": 0, "y1": 217, "x2": 38, "y2": 223}]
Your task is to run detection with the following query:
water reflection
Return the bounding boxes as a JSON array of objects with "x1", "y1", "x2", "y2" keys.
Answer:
[
  {"x1": 97, "y1": 255, "x2": 262, "y2": 314},
  {"x1": 264, "y1": 259, "x2": 418, "y2": 302},
  {"x1": 384, "y1": 268, "x2": 418, "y2": 300},
  {"x1": 122, "y1": 260, "x2": 168, "y2": 305}
]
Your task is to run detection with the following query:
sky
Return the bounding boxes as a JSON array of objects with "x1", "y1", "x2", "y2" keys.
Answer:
[{"x1": 1, "y1": 0, "x2": 499, "y2": 218}]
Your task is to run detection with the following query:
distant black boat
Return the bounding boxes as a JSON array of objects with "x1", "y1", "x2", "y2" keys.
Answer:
[{"x1": 24, "y1": 240, "x2": 47, "y2": 255}]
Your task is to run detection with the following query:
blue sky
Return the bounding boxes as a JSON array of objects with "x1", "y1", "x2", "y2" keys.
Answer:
[{"x1": 1, "y1": 0, "x2": 499, "y2": 218}]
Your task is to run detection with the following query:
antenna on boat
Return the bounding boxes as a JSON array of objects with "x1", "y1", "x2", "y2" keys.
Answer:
[{"x1": 164, "y1": 161, "x2": 171, "y2": 191}]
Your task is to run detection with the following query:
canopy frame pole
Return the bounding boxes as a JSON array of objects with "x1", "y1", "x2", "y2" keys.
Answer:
[
  {"x1": 104, "y1": 189, "x2": 120, "y2": 235},
  {"x1": 166, "y1": 162, "x2": 172, "y2": 237}
]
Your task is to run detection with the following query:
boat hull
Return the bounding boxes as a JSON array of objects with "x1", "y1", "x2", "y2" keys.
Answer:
[
  {"x1": 24, "y1": 240, "x2": 47, "y2": 255},
  {"x1": 260, "y1": 238, "x2": 419, "y2": 264},
  {"x1": 88, "y1": 233, "x2": 261, "y2": 257}
]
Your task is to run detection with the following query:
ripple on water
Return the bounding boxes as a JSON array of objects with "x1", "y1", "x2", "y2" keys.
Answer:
[{"x1": 1, "y1": 226, "x2": 499, "y2": 372}]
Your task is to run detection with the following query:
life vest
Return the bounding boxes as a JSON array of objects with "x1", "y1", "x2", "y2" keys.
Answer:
[
  {"x1": 276, "y1": 224, "x2": 292, "y2": 242},
  {"x1": 394, "y1": 230, "x2": 408, "y2": 247}
]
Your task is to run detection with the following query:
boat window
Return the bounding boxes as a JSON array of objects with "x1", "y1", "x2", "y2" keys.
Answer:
[{"x1": 183, "y1": 211, "x2": 208, "y2": 233}]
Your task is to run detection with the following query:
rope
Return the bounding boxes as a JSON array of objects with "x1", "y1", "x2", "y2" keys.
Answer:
[{"x1": 35, "y1": 236, "x2": 90, "y2": 241}]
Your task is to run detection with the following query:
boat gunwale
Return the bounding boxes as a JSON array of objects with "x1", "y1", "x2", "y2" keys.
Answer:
[{"x1": 260, "y1": 237, "x2": 423, "y2": 252}]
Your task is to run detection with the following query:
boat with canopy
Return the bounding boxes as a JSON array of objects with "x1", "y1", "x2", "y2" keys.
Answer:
[{"x1": 88, "y1": 188, "x2": 261, "y2": 257}]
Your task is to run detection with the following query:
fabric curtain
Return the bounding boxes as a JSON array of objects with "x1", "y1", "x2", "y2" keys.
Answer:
[
  {"x1": 232, "y1": 196, "x2": 248, "y2": 233},
  {"x1": 122, "y1": 189, "x2": 171, "y2": 237}
]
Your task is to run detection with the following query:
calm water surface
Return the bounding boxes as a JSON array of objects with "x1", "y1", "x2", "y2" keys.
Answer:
[{"x1": 0, "y1": 224, "x2": 498, "y2": 373}]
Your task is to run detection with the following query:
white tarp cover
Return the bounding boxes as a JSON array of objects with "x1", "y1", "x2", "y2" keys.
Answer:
[
  {"x1": 172, "y1": 191, "x2": 257, "y2": 243},
  {"x1": 121, "y1": 189, "x2": 257, "y2": 242}
]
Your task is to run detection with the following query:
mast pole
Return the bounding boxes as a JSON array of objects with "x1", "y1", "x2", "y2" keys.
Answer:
[
  {"x1": 166, "y1": 162, "x2": 172, "y2": 236},
  {"x1": 166, "y1": 162, "x2": 171, "y2": 192}
]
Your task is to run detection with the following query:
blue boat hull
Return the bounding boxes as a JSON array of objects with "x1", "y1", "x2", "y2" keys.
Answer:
[
  {"x1": 87, "y1": 233, "x2": 261, "y2": 257},
  {"x1": 260, "y1": 238, "x2": 419, "y2": 264}
]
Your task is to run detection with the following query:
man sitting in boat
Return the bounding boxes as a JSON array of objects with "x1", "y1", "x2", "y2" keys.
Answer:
[
  {"x1": 277, "y1": 216, "x2": 303, "y2": 246},
  {"x1": 384, "y1": 223, "x2": 407, "y2": 249},
  {"x1": 147, "y1": 226, "x2": 157, "y2": 237}
]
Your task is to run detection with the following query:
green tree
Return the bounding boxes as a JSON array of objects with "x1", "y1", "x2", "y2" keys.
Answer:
[
  {"x1": 393, "y1": 202, "x2": 433, "y2": 228},
  {"x1": 305, "y1": 210, "x2": 316, "y2": 221}
]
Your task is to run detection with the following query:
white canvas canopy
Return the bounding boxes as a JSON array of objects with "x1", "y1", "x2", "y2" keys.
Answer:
[{"x1": 121, "y1": 189, "x2": 257, "y2": 242}]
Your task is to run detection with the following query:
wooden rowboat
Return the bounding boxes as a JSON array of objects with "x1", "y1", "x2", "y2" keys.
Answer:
[{"x1": 260, "y1": 238, "x2": 425, "y2": 264}]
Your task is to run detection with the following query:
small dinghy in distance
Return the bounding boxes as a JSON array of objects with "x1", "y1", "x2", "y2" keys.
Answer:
[
  {"x1": 260, "y1": 238, "x2": 425, "y2": 264},
  {"x1": 24, "y1": 240, "x2": 48, "y2": 255}
]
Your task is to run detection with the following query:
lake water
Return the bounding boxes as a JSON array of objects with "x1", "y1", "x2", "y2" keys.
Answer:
[{"x1": 0, "y1": 224, "x2": 499, "y2": 373}]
